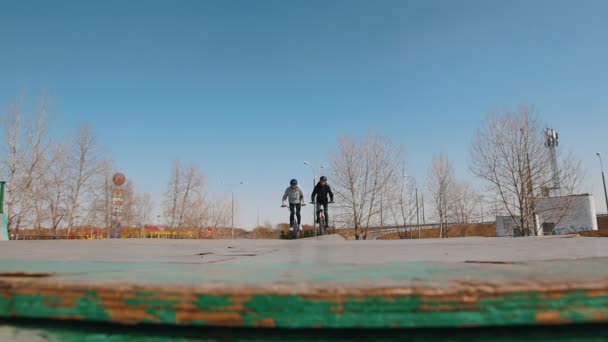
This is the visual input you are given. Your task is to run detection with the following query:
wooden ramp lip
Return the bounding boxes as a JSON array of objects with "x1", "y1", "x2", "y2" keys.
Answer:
[
  {"x1": 1, "y1": 238, "x2": 607, "y2": 329},
  {"x1": 1, "y1": 261, "x2": 608, "y2": 329}
]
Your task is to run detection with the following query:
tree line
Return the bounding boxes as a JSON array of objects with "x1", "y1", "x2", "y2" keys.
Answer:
[
  {"x1": 2, "y1": 98, "x2": 582, "y2": 238},
  {"x1": 330, "y1": 104, "x2": 582, "y2": 239},
  {"x1": 0, "y1": 97, "x2": 232, "y2": 235}
]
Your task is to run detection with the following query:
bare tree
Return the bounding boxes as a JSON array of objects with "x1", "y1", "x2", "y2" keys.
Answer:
[
  {"x1": 427, "y1": 154, "x2": 456, "y2": 238},
  {"x1": 387, "y1": 168, "x2": 418, "y2": 239},
  {"x1": 163, "y1": 161, "x2": 206, "y2": 229},
  {"x1": 470, "y1": 105, "x2": 582, "y2": 236},
  {"x1": 65, "y1": 124, "x2": 100, "y2": 234},
  {"x1": 446, "y1": 181, "x2": 482, "y2": 237},
  {"x1": 451, "y1": 182, "x2": 479, "y2": 225},
  {"x1": 120, "y1": 180, "x2": 137, "y2": 227},
  {"x1": 1, "y1": 99, "x2": 53, "y2": 231},
  {"x1": 203, "y1": 197, "x2": 231, "y2": 231},
  {"x1": 86, "y1": 159, "x2": 115, "y2": 230},
  {"x1": 1, "y1": 97, "x2": 114, "y2": 235},
  {"x1": 331, "y1": 132, "x2": 404, "y2": 240},
  {"x1": 1, "y1": 103, "x2": 22, "y2": 230},
  {"x1": 44, "y1": 144, "x2": 70, "y2": 234},
  {"x1": 134, "y1": 192, "x2": 154, "y2": 227}
]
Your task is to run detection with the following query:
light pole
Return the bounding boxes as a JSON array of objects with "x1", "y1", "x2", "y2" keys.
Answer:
[
  {"x1": 597, "y1": 153, "x2": 608, "y2": 214},
  {"x1": 421, "y1": 193, "x2": 425, "y2": 225},
  {"x1": 304, "y1": 161, "x2": 323, "y2": 236},
  {"x1": 478, "y1": 195, "x2": 484, "y2": 223},
  {"x1": 403, "y1": 174, "x2": 420, "y2": 239},
  {"x1": 415, "y1": 187, "x2": 420, "y2": 239},
  {"x1": 222, "y1": 180, "x2": 243, "y2": 239},
  {"x1": 231, "y1": 181, "x2": 244, "y2": 239}
]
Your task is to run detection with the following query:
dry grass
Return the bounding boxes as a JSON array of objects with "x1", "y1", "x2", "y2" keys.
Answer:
[
  {"x1": 335, "y1": 223, "x2": 496, "y2": 240},
  {"x1": 579, "y1": 216, "x2": 608, "y2": 237},
  {"x1": 377, "y1": 223, "x2": 496, "y2": 240}
]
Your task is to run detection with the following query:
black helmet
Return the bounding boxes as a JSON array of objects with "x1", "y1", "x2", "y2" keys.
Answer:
[
  {"x1": 320, "y1": 176, "x2": 327, "y2": 181},
  {"x1": 290, "y1": 179, "x2": 298, "y2": 185}
]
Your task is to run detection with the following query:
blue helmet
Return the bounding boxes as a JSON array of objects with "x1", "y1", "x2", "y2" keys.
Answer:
[{"x1": 290, "y1": 179, "x2": 298, "y2": 185}]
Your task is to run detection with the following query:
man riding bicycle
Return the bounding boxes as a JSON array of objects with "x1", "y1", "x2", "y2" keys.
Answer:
[
  {"x1": 282, "y1": 179, "x2": 306, "y2": 233},
  {"x1": 311, "y1": 176, "x2": 334, "y2": 228}
]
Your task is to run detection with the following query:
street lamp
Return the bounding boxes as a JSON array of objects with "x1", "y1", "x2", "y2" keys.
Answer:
[
  {"x1": 221, "y1": 180, "x2": 243, "y2": 239},
  {"x1": 415, "y1": 187, "x2": 420, "y2": 239},
  {"x1": 403, "y1": 174, "x2": 420, "y2": 239},
  {"x1": 231, "y1": 181, "x2": 244, "y2": 239},
  {"x1": 596, "y1": 153, "x2": 608, "y2": 214},
  {"x1": 421, "y1": 193, "x2": 425, "y2": 225}
]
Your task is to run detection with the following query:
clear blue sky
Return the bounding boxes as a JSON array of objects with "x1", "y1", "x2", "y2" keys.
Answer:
[{"x1": 1, "y1": 0, "x2": 607, "y2": 228}]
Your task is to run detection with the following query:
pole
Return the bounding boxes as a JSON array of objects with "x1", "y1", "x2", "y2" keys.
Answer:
[
  {"x1": 416, "y1": 187, "x2": 420, "y2": 239},
  {"x1": 602, "y1": 172, "x2": 608, "y2": 215},
  {"x1": 598, "y1": 153, "x2": 608, "y2": 214},
  {"x1": 0, "y1": 181, "x2": 5, "y2": 214},
  {"x1": 231, "y1": 191, "x2": 234, "y2": 239},
  {"x1": 304, "y1": 162, "x2": 316, "y2": 236},
  {"x1": 380, "y1": 195, "x2": 383, "y2": 228},
  {"x1": 1, "y1": 181, "x2": 7, "y2": 241},
  {"x1": 421, "y1": 193, "x2": 425, "y2": 225}
]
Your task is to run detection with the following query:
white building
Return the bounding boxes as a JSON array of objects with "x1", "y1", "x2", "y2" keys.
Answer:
[{"x1": 496, "y1": 194, "x2": 598, "y2": 237}]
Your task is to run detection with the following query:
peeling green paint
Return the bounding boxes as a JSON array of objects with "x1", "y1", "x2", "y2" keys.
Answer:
[
  {"x1": 1, "y1": 257, "x2": 608, "y2": 329},
  {"x1": 7, "y1": 291, "x2": 111, "y2": 322},
  {"x1": 124, "y1": 292, "x2": 181, "y2": 324},
  {"x1": 1, "y1": 289, "x2": 608, "y2": 328},
  {"x1": 194, "y1": 294, "x2": 233, "y2": 311}
]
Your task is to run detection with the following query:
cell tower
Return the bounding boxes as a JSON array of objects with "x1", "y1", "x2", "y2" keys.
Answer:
[{"x1": 544, "y1": 128, "x2": 560, "y2": 194}]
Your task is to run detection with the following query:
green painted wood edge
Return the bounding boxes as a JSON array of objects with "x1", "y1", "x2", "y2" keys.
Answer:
[{"x1": 1, "y1": 288, "x2": 608, "y2": 328}]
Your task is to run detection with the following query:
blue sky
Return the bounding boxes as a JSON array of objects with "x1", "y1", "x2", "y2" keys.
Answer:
[{"x1": 1, "y1": 0, "x2": 607, "y2": 227}]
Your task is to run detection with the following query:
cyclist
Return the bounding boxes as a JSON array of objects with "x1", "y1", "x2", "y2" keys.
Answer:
[
  {"x1": 282, "y1": 179, "x2": 306, "y2": 232},
  {"x1": 311, "y1": 176, "x2": 334, "y2": 228}
]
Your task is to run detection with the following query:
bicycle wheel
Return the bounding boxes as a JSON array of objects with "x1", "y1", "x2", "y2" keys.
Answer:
[
  {"x1": 293, "y1": 220, "x2": 299, "y2": 239},
  {"x1": 319, "y1": 213, "x2": 325, "y2": 235}
]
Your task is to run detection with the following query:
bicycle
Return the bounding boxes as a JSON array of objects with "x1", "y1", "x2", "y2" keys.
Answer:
[
  {"x1": 311, "y1": 201, "x2": 333, "y2": 235},
  {"x1": 281, "y1": 203, "x2": 306, "y2": 239}
]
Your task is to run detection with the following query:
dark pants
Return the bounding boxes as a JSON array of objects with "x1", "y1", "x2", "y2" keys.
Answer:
[
  {"x1": 316, "y1": 202, "x2": 329, "y2": 227},
  {"x1": 289, "y1": 203, "x2": 301, "y2": 229}
]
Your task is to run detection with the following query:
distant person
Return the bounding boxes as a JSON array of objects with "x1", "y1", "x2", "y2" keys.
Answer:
[
  {"x1": 311, "y1": 176, "x2": 334, "y2": 227},
  {"x1": 282, "y1": 179, "x2": 306, "y2": 232}
]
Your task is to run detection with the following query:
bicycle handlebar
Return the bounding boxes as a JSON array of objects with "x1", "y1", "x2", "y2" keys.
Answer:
[{"x1": 281, "y1": 203, "x2": 306, "y2": 207}]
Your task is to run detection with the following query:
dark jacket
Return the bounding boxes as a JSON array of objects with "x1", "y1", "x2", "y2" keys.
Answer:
[{"x1": 311, "y1": 183, "x2": 334, "y2": 204}]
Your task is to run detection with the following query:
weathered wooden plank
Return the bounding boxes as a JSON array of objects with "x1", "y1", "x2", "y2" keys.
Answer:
[{"x1": 0, "y1": 237, "x2": 607, "y2": 330}]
